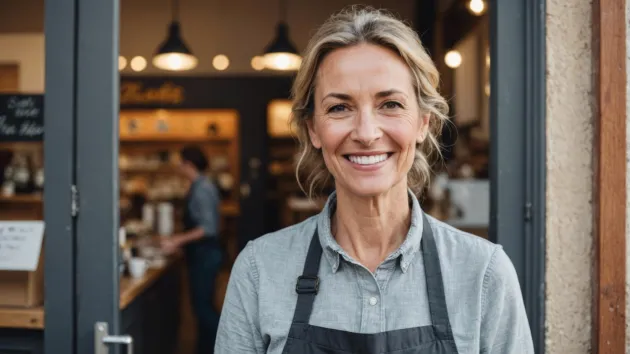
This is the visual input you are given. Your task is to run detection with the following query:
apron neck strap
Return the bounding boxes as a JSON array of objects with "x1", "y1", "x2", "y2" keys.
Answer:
[
  {"x1": 420, "y1": 213, "x2": 452, "y2": 330},
  {"x1": 290, "y1": 230, "x2": 323, "y2": 324}
]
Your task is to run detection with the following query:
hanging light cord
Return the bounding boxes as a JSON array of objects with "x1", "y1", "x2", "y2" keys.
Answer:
[
  {"x1": 171, "y1": 0, "x2": 179, "y2": 23},
  {"x1": 279, "y1": 0, "x2": 287, "y2": 23}
]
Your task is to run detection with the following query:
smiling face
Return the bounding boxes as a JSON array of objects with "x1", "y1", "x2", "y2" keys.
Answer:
[{"x1": 308, "y1": 43, "x2": 430, "y2": 198}]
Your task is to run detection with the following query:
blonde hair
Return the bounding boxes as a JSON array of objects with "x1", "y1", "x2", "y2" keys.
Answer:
[{"x1": 291, "y1": 6, "x2": 449, "y2": 198}]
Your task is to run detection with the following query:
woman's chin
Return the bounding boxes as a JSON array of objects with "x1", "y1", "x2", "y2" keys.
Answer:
[{"x1": 338, "y1": 179, "x2": 397, "y2": 198}]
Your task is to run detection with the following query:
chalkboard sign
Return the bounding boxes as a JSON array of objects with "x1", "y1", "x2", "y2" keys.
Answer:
[{"x1": 0, "y1": 94, "x2": 44, "y2": 142}]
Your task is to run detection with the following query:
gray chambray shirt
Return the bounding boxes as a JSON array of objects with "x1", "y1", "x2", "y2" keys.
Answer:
[
  {"x1": 215, "y1": 191, "x2": 534, "y2": 354},
  {"x1": 186, "y1": 176, "x2": 220, "y2": 237}
]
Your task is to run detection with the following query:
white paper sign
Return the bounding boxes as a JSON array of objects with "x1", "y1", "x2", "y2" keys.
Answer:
[
  {"x1": 0, "y1": 221, "x2": 45, "y2": 271},
  {"x1": 446, "y1": 180, "x2": 490, "y2": 228}
]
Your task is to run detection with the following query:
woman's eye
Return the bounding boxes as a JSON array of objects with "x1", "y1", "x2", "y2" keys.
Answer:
[
  {"x1": 327, "y1": 104, "x2": 347, "y2": 113},
  {"x1": 382, "y1": 101, "x2": 403, "y2": 110}
]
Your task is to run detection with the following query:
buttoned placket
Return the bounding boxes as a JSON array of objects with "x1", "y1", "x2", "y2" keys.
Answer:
[{"x1": 347, "y1": 258, "x2": 397, "y2": 333}]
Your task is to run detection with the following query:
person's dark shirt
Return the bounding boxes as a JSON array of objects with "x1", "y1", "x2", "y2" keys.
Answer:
[{"x1": 187, "y1": 176, "x2": 220, "y2": 238}]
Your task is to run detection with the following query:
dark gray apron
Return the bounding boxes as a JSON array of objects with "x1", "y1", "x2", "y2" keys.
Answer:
[{"x1": 281, "y1": 213, "x2": 459, "y2": 354}]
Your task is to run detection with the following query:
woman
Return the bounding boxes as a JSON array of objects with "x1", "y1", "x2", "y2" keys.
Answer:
[{"x1": 215, "y1": 7, "x2": 533, "y2": 354}]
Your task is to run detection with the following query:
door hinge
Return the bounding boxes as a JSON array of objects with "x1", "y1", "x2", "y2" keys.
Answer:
[
  {"x1": 524, "y1": 202, "x2": 532, "y2": 222},
  {"x1": 71, "y1": 185, "x2": 79, "y2": 217}
]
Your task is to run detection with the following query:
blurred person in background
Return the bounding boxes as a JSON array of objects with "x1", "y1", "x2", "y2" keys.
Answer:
[{"x1": 161, "y1": 145, "x2": 222, "y2": 354}]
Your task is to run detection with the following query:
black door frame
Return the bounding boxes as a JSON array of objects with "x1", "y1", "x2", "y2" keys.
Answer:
[
  {"x1": 73, "y1": 0, "x2": 121, "y2": 352},
  {"x1": 490, "y1": 0, "x2": 546, "y2": 353},
  {"x1": 43, "y1": 0, "x2": 77, "y2": 352},
  {"x1": 43, "y1": 0, "x2": 547, "y2": 352},
  {"x1": 44, "y1": 0, "x2": 121, "y2": 353}
]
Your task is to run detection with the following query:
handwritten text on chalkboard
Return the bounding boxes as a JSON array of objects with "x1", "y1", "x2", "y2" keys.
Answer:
[{"x1": 0, "y1": 94, "x2": 44, "y2": 142}]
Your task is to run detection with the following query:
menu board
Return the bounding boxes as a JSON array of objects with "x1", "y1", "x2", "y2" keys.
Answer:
[
  {"x1": 0, "y1": 221, "x2": 45, "y2": 271},
  {"x1": 0, "y1": 94, "x2": 44, "y2": 142}
]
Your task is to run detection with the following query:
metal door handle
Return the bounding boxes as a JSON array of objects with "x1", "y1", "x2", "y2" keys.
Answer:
[
  {"x1": 95, "y1": 322, "x2": 134, "y2": 354},
  {"x1": 103, "y1": 335, "x2": 133, "y2": 354}
]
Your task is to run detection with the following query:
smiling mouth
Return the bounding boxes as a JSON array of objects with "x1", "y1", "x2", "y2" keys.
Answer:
[{"x1": 344, "y1": 153, "x2": 393, "y2": 165}]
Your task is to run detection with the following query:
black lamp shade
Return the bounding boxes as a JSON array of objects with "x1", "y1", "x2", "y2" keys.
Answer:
[
  {"x1": 153, "y1": 22, "x2": 198, "y2": 71},
  {"x1": 262, "y1": 23, "x2": 301, "y2": 71},
  {"x1": 264, "y1": 23, "x2": 298, "y2": 55},
  {"x1": 156, "y1": 22, "x2": 193, "y2": 55}
]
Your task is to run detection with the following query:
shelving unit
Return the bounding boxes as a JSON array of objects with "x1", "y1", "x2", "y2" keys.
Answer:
[
  {"x1": 0, "y1": 109, "x2": 243, "y2": 334},
  {"x1": 118, "y1": 108, "x2": 241, "y2": 263}
]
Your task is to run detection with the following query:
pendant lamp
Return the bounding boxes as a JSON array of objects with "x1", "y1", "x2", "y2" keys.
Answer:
[
  {"x1": 153, "y1": 0, "x2": 198, "y2": 71},
  {"x1": 262, "y1": 0, "x2": 301, "y2": 71}
]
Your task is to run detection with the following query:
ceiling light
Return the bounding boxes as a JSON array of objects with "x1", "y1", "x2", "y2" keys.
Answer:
[
  {"x1": 130, "y1": 56, "x2": 147, "y2": 72},
  {"x1": 444, "y1": 50, "x2": 462, "y2": 69},
  {"x1": 468, "y1": 0, "x2": 486, "y2": 16},
  {"x1": 262, "y1": 0, "x2": 301, "y2": 71},
  {"x1": 152, "y1": 0, "x2": 197, "y2": 71},
  {"x1": 251, "y1": 56, "x2": 265, "y2": 71},
  {"x1": 119, "y1": 56, "x2": 127, "y2": 71},
  {"x1": 212, "y1": 55, "x2": 230, "y2": 71}
]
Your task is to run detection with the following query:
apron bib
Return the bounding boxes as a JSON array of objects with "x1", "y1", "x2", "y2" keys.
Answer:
[{"x1": 281, "y1": 213, "x2": 459, "y2": 354}]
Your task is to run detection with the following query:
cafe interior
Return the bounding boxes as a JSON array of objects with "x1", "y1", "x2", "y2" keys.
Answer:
[{"x1": 0, "y1": 0, "x2": 491, "y2": 353}]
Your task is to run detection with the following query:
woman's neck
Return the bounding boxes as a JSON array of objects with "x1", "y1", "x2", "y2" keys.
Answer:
[{"x1": 332, "y1": 184, "x2": 411, "y2": 272}]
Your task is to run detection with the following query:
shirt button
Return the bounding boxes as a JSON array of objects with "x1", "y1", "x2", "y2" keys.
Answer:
[{"x1": 369, "y1": 297, "x2": 378, "y2": 306}]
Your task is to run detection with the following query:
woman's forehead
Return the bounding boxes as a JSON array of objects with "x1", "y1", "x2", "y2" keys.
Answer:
[{"x1": 315, "y1": 43, "x2": 414, "y2": 97}]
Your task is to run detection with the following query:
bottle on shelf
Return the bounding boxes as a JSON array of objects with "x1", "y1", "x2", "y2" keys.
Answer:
[
  {"x1": 13, "y1": 152, "x2": 32, "y2": 195},
  {"x1": 32, "y1": 151, "x2": 44, "y2": 194},
  {"x1": 1, "y1": 158, "x2": 15, "y2": 197}
]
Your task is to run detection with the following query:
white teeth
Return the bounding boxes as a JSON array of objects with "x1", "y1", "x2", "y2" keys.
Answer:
[{"x1": 348, "y1": 154, "x2": 388, "y2": 165}]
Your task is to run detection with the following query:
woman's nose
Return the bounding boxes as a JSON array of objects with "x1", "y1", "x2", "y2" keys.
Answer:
[{"x1": 351, "y1": 109, "x2": 382, "y2": 146}]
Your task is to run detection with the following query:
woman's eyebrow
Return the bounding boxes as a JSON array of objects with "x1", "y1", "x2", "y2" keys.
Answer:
[
  {"x1": 321, "y1": 92, "x2": 352, "y2": 103},
  {"x1": 375, "y1": 89, "x2": 407, "y2": 98}
]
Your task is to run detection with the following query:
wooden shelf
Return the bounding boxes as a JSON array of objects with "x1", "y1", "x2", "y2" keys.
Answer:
[
  {"x1": 221, "y1": 201, "x2": 240, "y2": 216},
  {"x1": 120, "y1": 137, "x2": 231, "y2": 144},
  {"x1": 0, "y1": 142, "x2": 42, "y2": 150},
  {"x1": 0, "y1": 306, "x2": 44, "y2": 329},
  {"x1": 0, "y1": 195, "x2": 239, "y2": 216},
  {"x1": 0, "y1": 195, "x2": 42, "y2": 203},
  {"x1": 119, "y1": 165, "x2": 176, "y2": 174}
]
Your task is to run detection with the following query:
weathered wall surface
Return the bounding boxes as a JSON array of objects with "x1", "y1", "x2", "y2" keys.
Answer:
[
  {"x1": 625, "y1": 0, "x2": 630, "y2": 351},
  {"x1": 545, "y1": 0, "x2": 594, "y2": 352}
]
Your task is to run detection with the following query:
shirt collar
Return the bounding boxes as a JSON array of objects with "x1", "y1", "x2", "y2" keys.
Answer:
[{"x1": 316, "y1": 189, "x2": 424, "y2": 273}]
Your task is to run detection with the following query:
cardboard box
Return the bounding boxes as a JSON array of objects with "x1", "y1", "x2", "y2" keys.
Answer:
[{"x1": 0, "y1": 250, "x2": 44, "y2": 307}]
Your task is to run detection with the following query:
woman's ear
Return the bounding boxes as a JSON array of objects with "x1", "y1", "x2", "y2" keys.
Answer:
[
  {"x1": 307, "y1": 119, "x2": 322, "y2": 149},
  {"x1": 417, "y1": 113, "x2": 430, "y2": 143}
]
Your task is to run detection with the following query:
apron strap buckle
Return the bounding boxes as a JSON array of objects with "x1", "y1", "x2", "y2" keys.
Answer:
[{"x1": 295, "y1": 275, "x2": 319, "y2": 294}]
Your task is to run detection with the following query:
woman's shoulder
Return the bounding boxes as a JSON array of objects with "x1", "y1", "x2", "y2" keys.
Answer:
[
  {"x1": 428, "y1": 215, "x2": 497, "y2": 248},
  {"x1": 252, "y1": 215, "x2": 319, "y2": 251},
  {"x1": 426, "y1": 215, "x2": 508, "y2": 273},
  {"x1": 231, "y1": 216, "x2": 319, "y2": 277}
]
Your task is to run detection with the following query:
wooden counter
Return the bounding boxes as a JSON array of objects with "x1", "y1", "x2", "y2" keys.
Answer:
[
  {"x1": 120, "y1": 253, "x2": 182, "y2": 309},
  {"x1": 0, "y1": 253, "x2": 182, "y2": 330}
]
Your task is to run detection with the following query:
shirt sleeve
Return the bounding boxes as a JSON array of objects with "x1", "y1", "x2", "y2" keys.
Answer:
[
  {"x1": 215, "y1": 242, "x2": 266, "y2": 354},
  {"x1": 188, "y1": 182, "x2": 219, "y2": 237},
  {"x1": 479, "y1": 247, "x2": 534, "y2": 354}
]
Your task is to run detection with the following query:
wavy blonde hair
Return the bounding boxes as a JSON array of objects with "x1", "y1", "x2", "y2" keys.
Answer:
[{"x1": 291, "y1": 6, "x2": 449, "y2": 198}]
